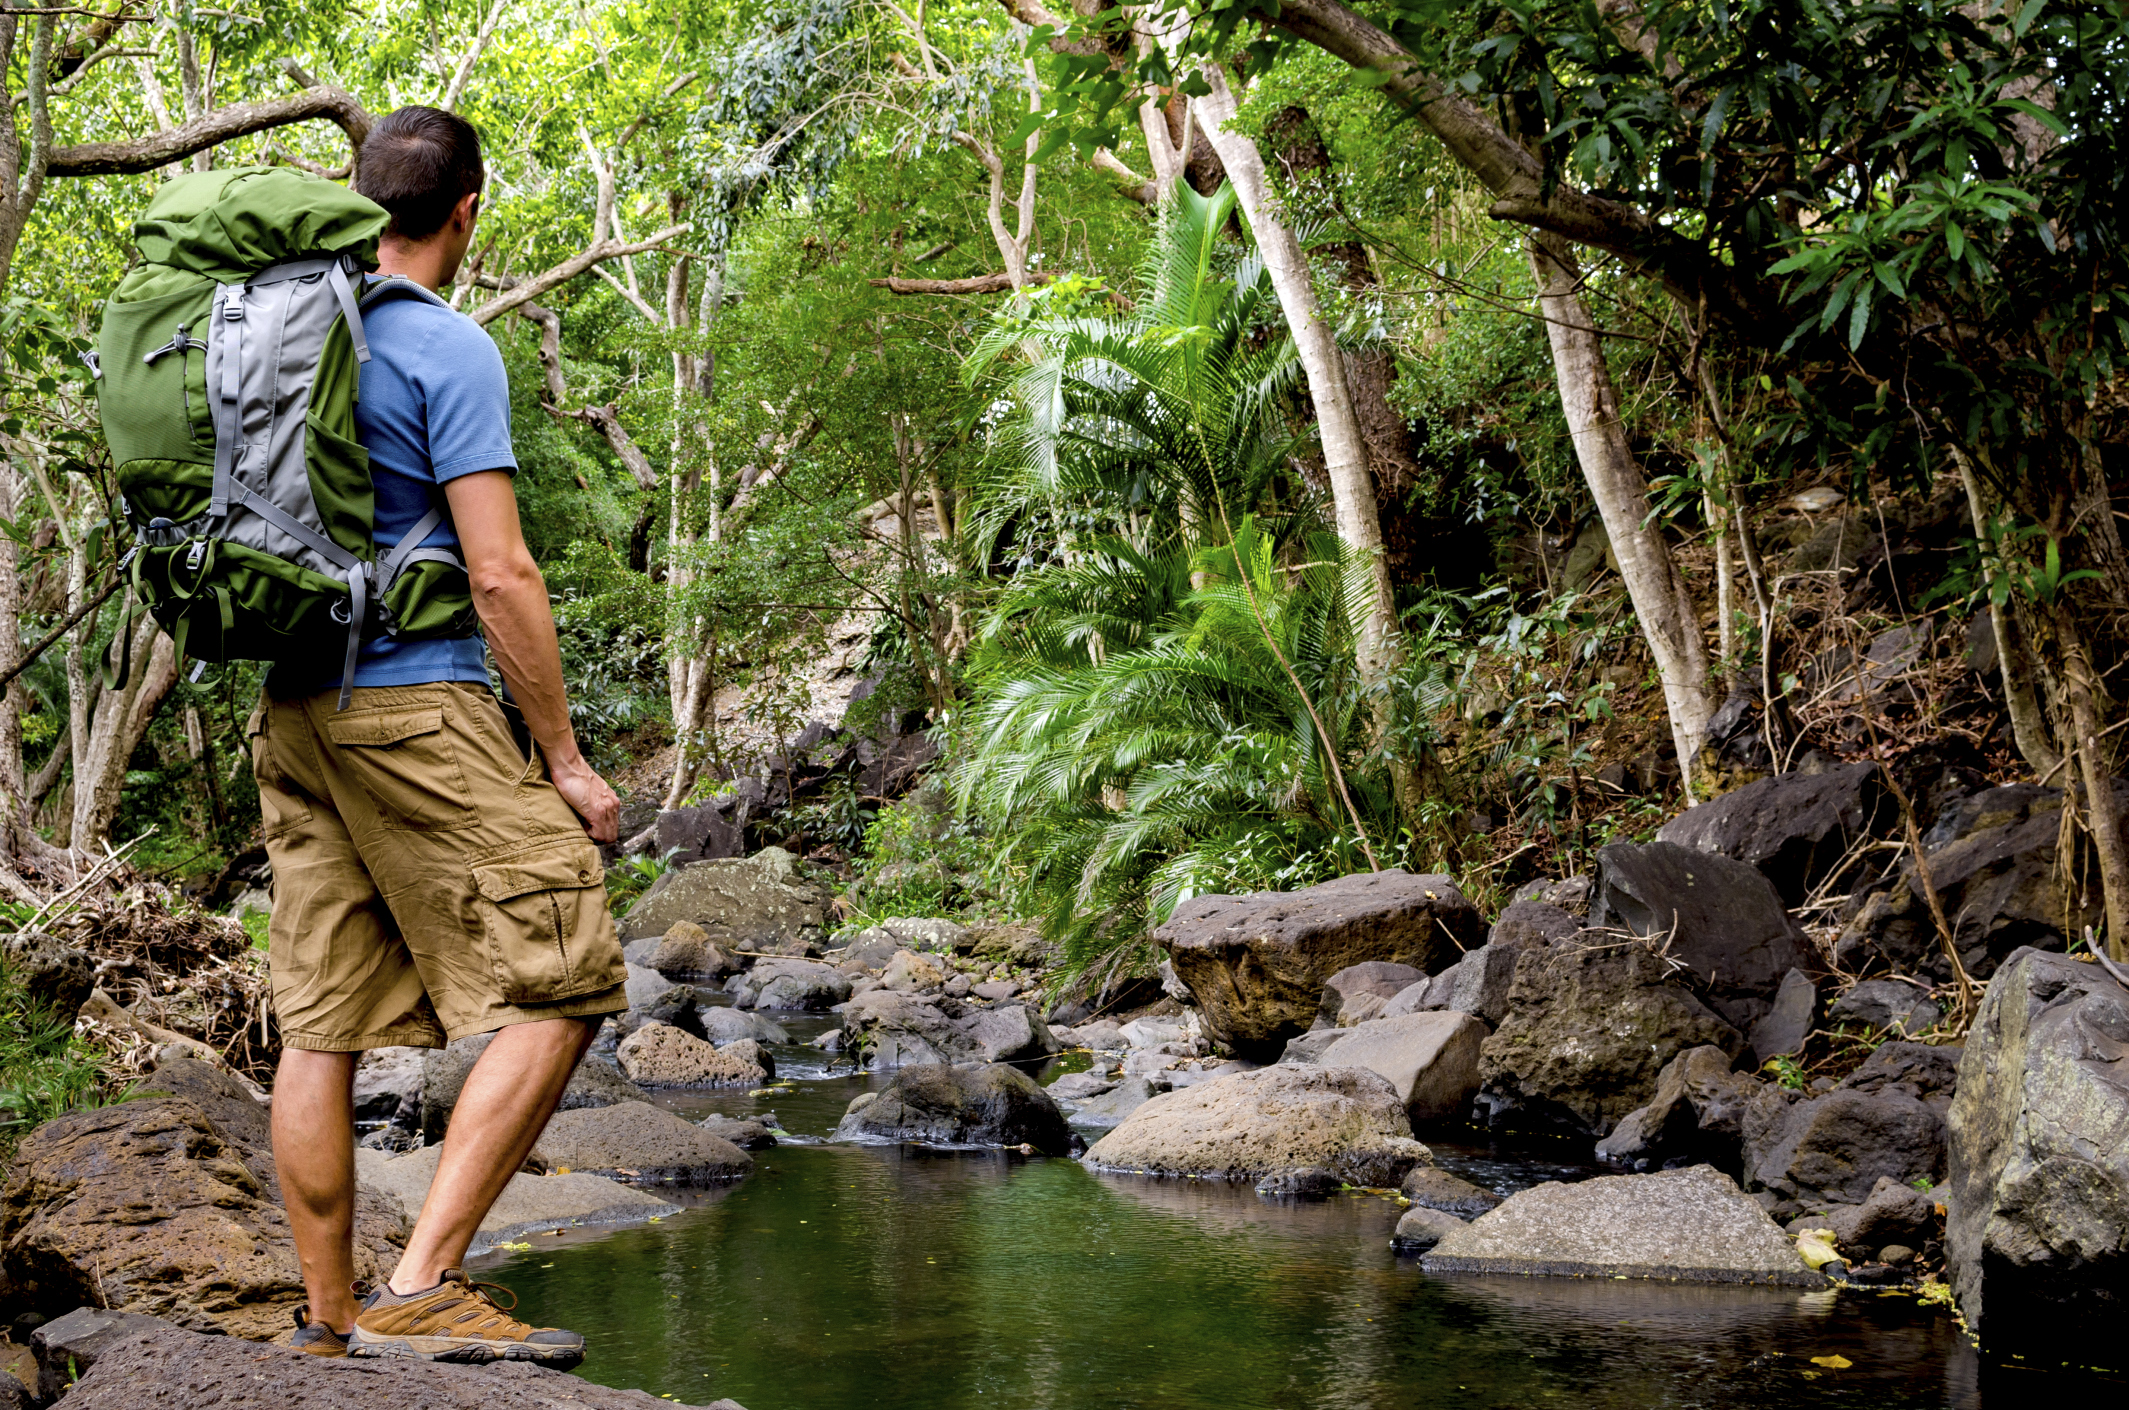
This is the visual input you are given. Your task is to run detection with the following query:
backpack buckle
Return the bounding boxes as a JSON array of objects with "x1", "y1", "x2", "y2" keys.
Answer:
[
  {"x1": 185, "y1": 539, "x2": 207, "y2": 572},
  {"x1": 330, "y1": 598, "x2": 353, "y2": 625}
]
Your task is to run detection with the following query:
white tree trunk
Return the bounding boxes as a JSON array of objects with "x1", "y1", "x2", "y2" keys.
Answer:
[
  {"x1": 1527, "y1": 232, "x2": 1713, "y2": 784},
  {"x1": 1194, "y1": 67, "x2": 1398, "y2": 674}
]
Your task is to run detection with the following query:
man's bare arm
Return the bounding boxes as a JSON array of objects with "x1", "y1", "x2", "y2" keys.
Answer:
[{"x1": 442, "y1": 470, "x2": 619, "y2": 842}]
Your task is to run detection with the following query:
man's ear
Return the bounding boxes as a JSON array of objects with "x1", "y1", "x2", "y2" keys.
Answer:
[{"x1": 454, "y1": 190, "x2": 481, "y2": 233}]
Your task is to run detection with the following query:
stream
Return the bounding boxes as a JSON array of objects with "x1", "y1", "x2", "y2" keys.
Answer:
[{"x1": 466, "y1": 1010, "x2": 2092, "y2": 1410}]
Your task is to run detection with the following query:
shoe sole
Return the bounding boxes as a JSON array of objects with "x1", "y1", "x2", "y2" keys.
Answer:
[{"x1": 346, "y1": 1331, "x2": 584, "y2": 1370}]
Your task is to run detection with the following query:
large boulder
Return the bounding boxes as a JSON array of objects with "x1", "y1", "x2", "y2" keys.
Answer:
[
  {"x1": 355, "y1": 1145, "x2": 674, "y2": 1251},
  {"x1": 1424, "y1": 1165, "x2": 1822, "y2": 1286},
  {"x1": 879, "y1": 949, "x2": 948, "y2": 994},
  {"x1": 0, "y1": 1079, "x2": 403, "y2": 1338},
  {"x1": 1294, "y1": 1012, "x2": 1487, "y2": 1124},
  {"x1": 1156, "y1": 871, "x2": 1486, "y2": 1060},
  {"x1": 1835, "y1": 784, "x2": 2090, "y2": 981},
  {"x1": 422, "y1": 1036, "x2": 647, "y2": 1143},
  {"x1": 616, "y1": 1022, "x2": 768, "y2": 1088},
  {"x1": 840, "y1": 991, "x2": 1058, "y2": 1068},
  {"x1": 1947, "y1": 947, "x2": 2129, "y2": 1354},
  {"x1": 1594, "y1": 1045, "x2": 1761, "y2": 1172},
  {"x1": 617, "y1": 847, "x2": 829, "y2": 947},
  {"x1": 835, "y1": 1063, "x2": 1074, "y2": 1153},
  {"x1": 1401, "y1": 1166, "x2": 1501, "y2": 1216},
  {"x1": 1317, "y1": 961, "x2": 1427, "y2": 1028},
  {"x1": 1477, "y1": 936, "x2": 1743, "y2": 1137},
  {"x1": 59, "y1": 1323, "x2": 750, "y2": 1409},
  {"x1": 29, "y1": 1307, "x2": 178, "y2": 1403},
  {"x1": 1083, "y1": 1065, "x2": 1430, "y2": 1185},
  {"x1": 1590, "y1": 841, "x2": 1813, "y2": 1030},
  {"x1": 696, "y1": 1005, "x2": 790, "y2": 1046},
  {"x1": 530, "y1": 1103, "x2": 752, "y2": 1185},
  {"x1": 352, "y1": 1045, "x2": 429, "y2": 1131},
  {"x1": 1656, "y1": 762, "x2": 1888, "y2": 905},
  {"x1": 1817, "y1": 1175, "x2": 1938, "y2": 1255},
  {"x1": 0, "y1": 931, "x2": 93, "y2": 1019},
  {"x1": 1742, "y1": 1087, "x2": 1945, "y2": 1205},
  {"x1": 731, "y1": 958, "x2": 851, "y2": 1012}
]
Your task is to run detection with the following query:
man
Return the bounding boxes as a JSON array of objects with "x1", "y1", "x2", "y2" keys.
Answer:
[{"x1": 257, "y1": 105, "x2": 625, "y2": 1366}]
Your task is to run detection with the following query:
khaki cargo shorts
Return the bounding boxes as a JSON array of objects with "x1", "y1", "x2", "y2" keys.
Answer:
[{"x1": 249, "y1": 680, "x2": 627, "y2": 1050}]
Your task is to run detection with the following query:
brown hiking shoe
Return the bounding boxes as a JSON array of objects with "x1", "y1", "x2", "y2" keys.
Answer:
[
  {"x1": 345, "y1": 1269, "x2": 585, "y2": 1368},
  {"x1": 289, "y1": 1306, "x2": 349, "y2": 1357}
]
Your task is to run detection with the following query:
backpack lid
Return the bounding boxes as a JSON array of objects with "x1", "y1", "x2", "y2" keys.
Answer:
[{"x1": 132, "y1": 166, "x2": 388, "y2": 283}]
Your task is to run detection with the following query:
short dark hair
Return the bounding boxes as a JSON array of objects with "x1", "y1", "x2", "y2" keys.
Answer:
[{"x1": 356, "y1": 106, "x2": 485, "y2": 242}]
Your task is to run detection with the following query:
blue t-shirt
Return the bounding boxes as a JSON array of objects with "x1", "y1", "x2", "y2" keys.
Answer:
[{"x1": 276, "y1": 281, "x2": 515, "y2": 692}]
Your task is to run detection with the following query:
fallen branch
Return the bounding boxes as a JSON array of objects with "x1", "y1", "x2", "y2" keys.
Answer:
[{"x1": 869, "y1": 270, "x2": 1056, "y2": 296}]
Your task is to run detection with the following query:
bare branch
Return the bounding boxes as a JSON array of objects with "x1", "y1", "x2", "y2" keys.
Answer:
[
  {"x1": 438, "y1": 0, "x2": 511, "y2": 111},
  {"x1": 467, "y1": 224, "x2": 689, "y2": 326},
  {"x1": 47, "y1": 85, "x2": 373, "y2": 177},
  {"x1": 518, "y1": 300, "x2": 658, "y2": 491},
  {"x1": 593, "y1": 261, "x2": 664, "y2": 321},
  {"x1": 870, "y1": 271, "x2": 1056, "y2": 295}
]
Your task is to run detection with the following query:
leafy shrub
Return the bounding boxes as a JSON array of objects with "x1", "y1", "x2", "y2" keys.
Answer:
[{"x1": 0, "y1": 951, "x2": 106, "y2": 1168}]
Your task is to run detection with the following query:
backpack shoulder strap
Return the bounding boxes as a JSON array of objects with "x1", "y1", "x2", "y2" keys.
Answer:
[{"x1": 359, "y1": 273, "x2": 453, "y2": 312}]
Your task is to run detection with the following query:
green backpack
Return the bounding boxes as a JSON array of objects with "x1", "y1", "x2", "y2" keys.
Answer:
[{"x1": 96, "y1": 165, "x2": 477, "y2": 707}]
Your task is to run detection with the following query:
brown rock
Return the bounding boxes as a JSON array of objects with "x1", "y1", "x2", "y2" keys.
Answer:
[
  {"x1": 530, "y1": 1103, "x2": 752, "y2": 1185},
  {"x1": 0, "y1": 1094, "x2": 401, "y2": 1339},
  {"x1": 647, "y1": 921, "x2": 736, "y2": 980},
  {"x1": 616, "y1": 1022, "x2": 766, "y2": 1088},
  {"x1": 1156, "y1": 871, "x2": 1486, "y2": 1060}
]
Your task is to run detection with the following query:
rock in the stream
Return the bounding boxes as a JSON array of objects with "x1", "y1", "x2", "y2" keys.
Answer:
[
  {"x1": 1424, "y1": 1165, "x2": 1822, "y2": 1286},
  {"x1": 617, "y1": 1022, "x2": 768, "y2": 1087},
  {"x1": 0, "y1": 931, "x2": 93, "y2": 1018},
  {"x1": 624, "y1": 963, "x2": 702, "y2": 1034},
  {"x1": 1047, "y1": 1071, "x2": 1119, "y2": 1101},
  {"x1": 1254, "y1": 1166, "x2": 1346, "y2": 1198},
  {"x1": 356, "y1": 1145, "x2": 675, "y2": 1252},
  {"x1": 1317, "y1": 961, "x2": 1427, "y2": 1028},
  {"x1": 617, "y1": 847, "x2": 828, "y2": 946},
  {"x1": 1292, "y1": 1012, "x2": 1487, "y2": 1123},
  {"x1": 1948, "y1": 947, "x2": 2129, "y2": 1354},
  {"x1": 1590, "y1": 840, "x2": 1813, "y2": 1029},
  {"x1": 1656, "y1": 762, "x2": 1888, "y2": 906},
  {"x1": 696, "y1": 1004, "x2": 790, "y2": 1045},
  {"x1": 1835, "y1": 783, "x2": 2092, "y2": 982},
  {"x1": 875, "y1": 916, "x2": 971, "y2": 954},
  {"x1": 699, "y1": 1114, "x2": 779, "y2": 1149},
  {"x1": 0, "y1": 1063, "x2": 403, "y2": 1339},
  {"x1": 1596, "y1": 1045, "x2": 1761, "y2": 1172},
  {"x1": 841, "y1": 991, "x2": 1059, "y2": 1067},
  {"x1": 1156, "y1": 870, "x2": 1486, "y2": 1061},
  {"x1": 1816, "y1": 1175, "x2": 1937, "y2": 1253},
  {"x1": 835, "y1": 1063, "x2": 1074, "y2": 1152},
  {"x1": 30, "y1": 1306, "x2": 183, "y2": 1402},
  {"x1": 1401, "y1": 1166, "x2": 1501, "y2": 1217},
  {"x1": 352, "y1": 1045, "x2": 428, "y2": 1130},
  {"x1": 531, "y1": 1103, "x2": 753, "y2": 1185},
  {"x1": 59, "y1": 1325, "x2": 751, "y2": 1409},
  {"x1": 880, "y1": 949, "x2": 948, "y2": 993},
  {"x1": 732, "y1": 958, "x2": 852, "y2": 1011},
  {"x1": 1391, "y1": 1206, "x2": 1467, "y2": 1252},
  {"x1": 1478, "y1": 936, "x2": 1744, "y2": 1138},
  {"x1": 422, "y1": 1035, "x2": 648, "y2": 1142},
  {"x1": 1083, "y1": 1065, "x2": 1429, "y2": 1185},
  {"x1": 1064, "y1": 1077, "x2": 1159, "y2": 1128},
  {"x1": 647, "y1": 921, "x2": 738, "y2": 980},
  {"x1": 1743, "y1": 1082, "x2": 1946, "y2": 1205},
  {"x1": 832, "y1": 930, "x2": 903, "y2": 971}
]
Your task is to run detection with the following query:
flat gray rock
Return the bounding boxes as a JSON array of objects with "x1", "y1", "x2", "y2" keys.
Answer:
[
  {"x1": 355, "y1": 1146, "x2": 674, "y2": 1253},
  {"x1": 1424, "y1": 1165, "x2": 1822, "y2": 1287},
  {"x1": 1305, "y1": 1011, "x2": 1487, "y2": 1123}
]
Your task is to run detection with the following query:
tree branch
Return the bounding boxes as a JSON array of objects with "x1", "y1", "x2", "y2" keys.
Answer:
[
  {"x1": 437, "y1": 0, "x2": 510, "y2": 111},
  {"x1": 46, "y1": 84, "x2": 373, "y2": 176},
  {"x1": 869, "y1": 271, "x2": 1056, "y2": 295},
  {"x1": 517, "y1": 300, "x2": 658, "y2": 491},
  {"x1": 467, "y1": 225, "x2": 689, "y2": 326}
]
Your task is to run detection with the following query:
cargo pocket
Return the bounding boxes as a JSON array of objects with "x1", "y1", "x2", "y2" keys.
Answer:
[
  {"x1": 247, "y1": 701, "x2": 313, "y2": 838},
  {"x1": 470, "y1": 836, "x2": 621, "y2": 1003},
  {"x1": 324, "y1": 703, "x2": 478, "y2": 831}
]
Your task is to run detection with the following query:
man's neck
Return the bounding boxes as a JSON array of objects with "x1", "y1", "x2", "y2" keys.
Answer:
[{"x1": 374, "y1": 239, "x2": 453, "y2": 293}]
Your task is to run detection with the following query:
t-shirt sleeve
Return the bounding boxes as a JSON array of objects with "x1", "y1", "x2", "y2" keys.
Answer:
[{"x1": 418, "y1": 316, "x2": 519, "y2": 483}]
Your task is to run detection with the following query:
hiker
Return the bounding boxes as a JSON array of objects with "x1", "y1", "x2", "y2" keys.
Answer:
[{"x1": 252, "y1": 107, "x2": 628, "y2": 1364}]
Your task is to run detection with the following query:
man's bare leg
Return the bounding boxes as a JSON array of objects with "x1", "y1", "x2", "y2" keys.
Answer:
[
  {"x1": 388, "y1": 1016, "x2": 595, "y2": 1292},
  {"x1": 272, "y1": 1048, "x2": 362, "y2": 1333}
]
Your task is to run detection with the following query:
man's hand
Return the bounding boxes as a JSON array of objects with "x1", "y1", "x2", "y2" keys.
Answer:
[{"x1": 549, "y1": 751, "x2": 620, "y2": 843}]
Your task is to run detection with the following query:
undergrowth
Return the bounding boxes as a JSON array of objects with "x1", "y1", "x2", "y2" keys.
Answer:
[{"x1": 0, "y1": 953, "x2": 107, "y2": 1171}]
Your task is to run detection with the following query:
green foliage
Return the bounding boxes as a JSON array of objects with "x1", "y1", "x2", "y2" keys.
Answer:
[
  {"x1": 604, "y1": 852, "x2": 674, "y2": 913},
  {"x1": 846, "y1": 784, "x2": 991, "y2": 918},
  {"x1": 0, "y1": 953, "x2": 107, "y2": 1168}
]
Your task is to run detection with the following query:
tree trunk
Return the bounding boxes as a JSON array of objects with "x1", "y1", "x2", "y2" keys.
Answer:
[
  {"x1": 1526, "y1": 231, "x2": 1713, "y2": 785},
  {"x1": 1953, "y1": 446, "x2": 2058, "y2": 775}
]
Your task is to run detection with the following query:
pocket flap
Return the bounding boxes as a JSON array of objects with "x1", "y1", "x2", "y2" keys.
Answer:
[
  {"x1": 472, "y1": 839, "x2": 605, "y2": 902},
  {"x1": 325, "y1": 706, "x2": 444, "y2": 748}
]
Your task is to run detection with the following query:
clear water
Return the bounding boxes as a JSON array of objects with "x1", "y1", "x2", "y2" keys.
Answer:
[{"x1": 470, "y1": 1009, "x2": 2116, "y2": 1410}]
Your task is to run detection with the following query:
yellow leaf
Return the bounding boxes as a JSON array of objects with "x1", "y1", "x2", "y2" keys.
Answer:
[
  {"x1": 1810, "y1": 1355, "x2": 1852, "y2": 1370},
  {"x1": 1795, "y1": 1229, "x2": 1841, "y2": 1270}
]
